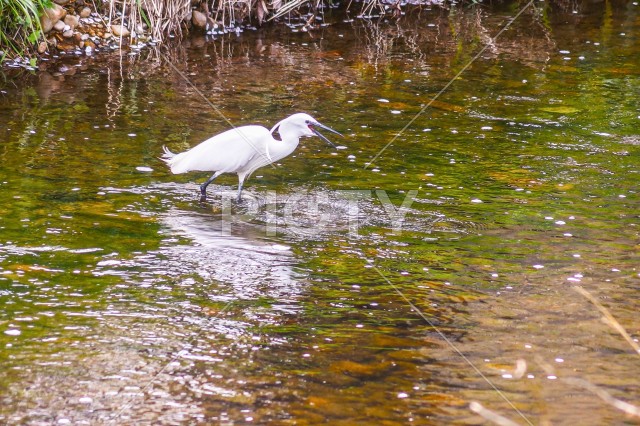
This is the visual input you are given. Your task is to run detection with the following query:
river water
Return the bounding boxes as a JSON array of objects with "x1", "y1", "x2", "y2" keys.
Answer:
[{"x1": 0, "y1": 2, "x2": 639, "y2": 425}]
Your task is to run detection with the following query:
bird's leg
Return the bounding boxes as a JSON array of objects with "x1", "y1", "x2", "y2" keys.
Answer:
[
  {"x1": 200, "y1": 172, "x2": 222, "y2": 201},
  {"x1": 236, "y1": 174, "x2": 246, "y2": 202},
  {"x1": 236, "y1": 181, "x2": 245, "y2": 202}
]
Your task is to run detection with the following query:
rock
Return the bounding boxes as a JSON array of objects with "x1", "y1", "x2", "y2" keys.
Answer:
[
  {"x1": 53, "y1": 20, "x2": 66, "y2": 31},
  {"x1": 79, "y1": 7, "x2": 91, "y2": 18},
  {"x1": 192, "y1": 10, "x2": 207, "y2": 29},
  {"x1": 110, "y1": 24, "x2": 129, "y2": 37},
  {"x1": 102, "y1": 32, "x2": 112, "y2": 39},
  {"x1": 40, "y1": 15, "x2": 54, "y2": 33},
  {"x1": 329, "y1": 360, "x2": 395, "y2": 379},
  {"x1": 44, "y1": 4, "x2": 66, "y2": 22},
  {"x1": 37, "y1": 41, "x2": 48, "y2": 54},
  {"x1": 84, "y1": 40, "x2": 96, "y2": 49},
  {"x1": 53, "y1": 0, "x2": 70, "y2": 5},
  {"x1": 62, "y1": 30, "x2": 73, "y2": 38},
  {"x1": 64, "y1": 15, "x2": 79, "y2": 30}
]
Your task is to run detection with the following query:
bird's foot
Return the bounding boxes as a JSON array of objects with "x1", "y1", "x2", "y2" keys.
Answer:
[{"x1": 199, "y1": 186, "x2": 208, "y2": 201}]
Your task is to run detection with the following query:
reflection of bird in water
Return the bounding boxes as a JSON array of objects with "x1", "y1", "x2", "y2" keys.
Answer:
[
  {"x1": 160, "y1": 209, "x2": 304, "y2": 314},
  {"x1": 161, "y1": 113, "x2": 342, "y2": 202}
]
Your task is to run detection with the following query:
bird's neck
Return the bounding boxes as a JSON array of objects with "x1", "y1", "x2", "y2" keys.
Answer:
[{"x1": 269, "y1": 131, "x2": 300, "y2": 162}]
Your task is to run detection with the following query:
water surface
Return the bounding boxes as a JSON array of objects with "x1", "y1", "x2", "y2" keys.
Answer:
[{"x1": 1, "y1": 2, "x2": 639, "y2": 424}]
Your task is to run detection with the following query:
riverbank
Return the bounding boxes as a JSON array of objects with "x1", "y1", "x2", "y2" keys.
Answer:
[
  {"x1": 4, "y1": 1, "x2": 198, "y2": 70},
  {"x1": 1, "y1": 0, "x2": 349, "y2": 70},
  {"x1": 0, "y1": 0, "x2": 631, "y2": 72}
]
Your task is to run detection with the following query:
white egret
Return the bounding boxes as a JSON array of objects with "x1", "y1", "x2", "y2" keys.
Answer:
[{"x1": 161, "y1": 113, "x2": 342, "y2": 201}]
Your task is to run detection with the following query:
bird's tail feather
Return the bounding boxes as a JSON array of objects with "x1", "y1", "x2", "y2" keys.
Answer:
[
  {"x1": 161, "y1": 146, "x2": 176, "y2": 160},
  {"x1": 159, "y1": 146, "x2": 189, "y2": 174}
]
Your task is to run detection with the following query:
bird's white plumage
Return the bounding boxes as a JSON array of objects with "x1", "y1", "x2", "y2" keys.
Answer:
[
  {"x1": 163, "y1": 125, "x2": 272, "y2": 174},
  {"x1": 161, "y1": 113, "x2": 341, "y2": 201}
]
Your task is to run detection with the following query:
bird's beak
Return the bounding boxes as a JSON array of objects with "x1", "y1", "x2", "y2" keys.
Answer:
[{"x1": 310, "y1": 121, "x2": 343, "y2": 148}]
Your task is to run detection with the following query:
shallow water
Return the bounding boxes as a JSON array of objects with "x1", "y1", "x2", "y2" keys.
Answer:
[{"x1": 1, "y1": 2, "x2": 639, "y2": 425}]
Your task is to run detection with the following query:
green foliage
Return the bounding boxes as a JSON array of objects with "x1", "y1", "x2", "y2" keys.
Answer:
[{"x1": 0, "y1": 0, "x2": 52, "y2": 61}]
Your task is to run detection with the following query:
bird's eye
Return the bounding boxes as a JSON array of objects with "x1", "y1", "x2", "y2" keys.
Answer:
[{"x1": 304, "y1": 120, "x2": 310, "y2": 125}]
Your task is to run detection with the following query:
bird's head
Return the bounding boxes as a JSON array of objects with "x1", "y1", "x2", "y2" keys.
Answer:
[{"x1": 272, "y1": 113, "x2": 343, "y2": 147}]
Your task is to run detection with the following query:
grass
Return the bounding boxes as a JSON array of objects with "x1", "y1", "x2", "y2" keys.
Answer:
[
  {"x1": 0, "y1": 0, "x2": 51, "y2": 61},
  {"x1": 109, "y1": 0, "x2": 326, "y2": 44}
]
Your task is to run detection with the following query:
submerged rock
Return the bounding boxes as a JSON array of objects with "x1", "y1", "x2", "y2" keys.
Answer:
[{"x1": 329, "y1": 360, "x2": 395, "y2": 379}]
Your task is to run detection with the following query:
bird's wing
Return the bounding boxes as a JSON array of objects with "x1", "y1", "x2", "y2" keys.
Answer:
[{"x1": 166, "y1": 125, "x2": 271, "y2": 174}]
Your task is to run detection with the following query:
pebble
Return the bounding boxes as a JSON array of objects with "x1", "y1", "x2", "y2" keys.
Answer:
[
  {"x1": 64, "y1": 14, "x2": 79, "y2": 30},
  {"x1": 53, "y1": 20, "x2": 66, "y2": 32},
  {"x1": 37, "y1": 41, "x2": 48, "y2": 54},
  {"x1": 192, "y1": 10, "x2": 207, "y2": 29},
  {"x1": 44, "y1": 4, "x2": 66, "y2": 22},
  {"x1": 63, "y1": 30, "x2": 74, "y2": 38},
  {"x1": 79, "y1": 7, "x2": 91, "y2": 18},
  {"x1": 40, "y1": 15, "x2": 54, "y2": 33},
  {"x1": 111, "y1": 24, "x2": 130, "y2": 37}
]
